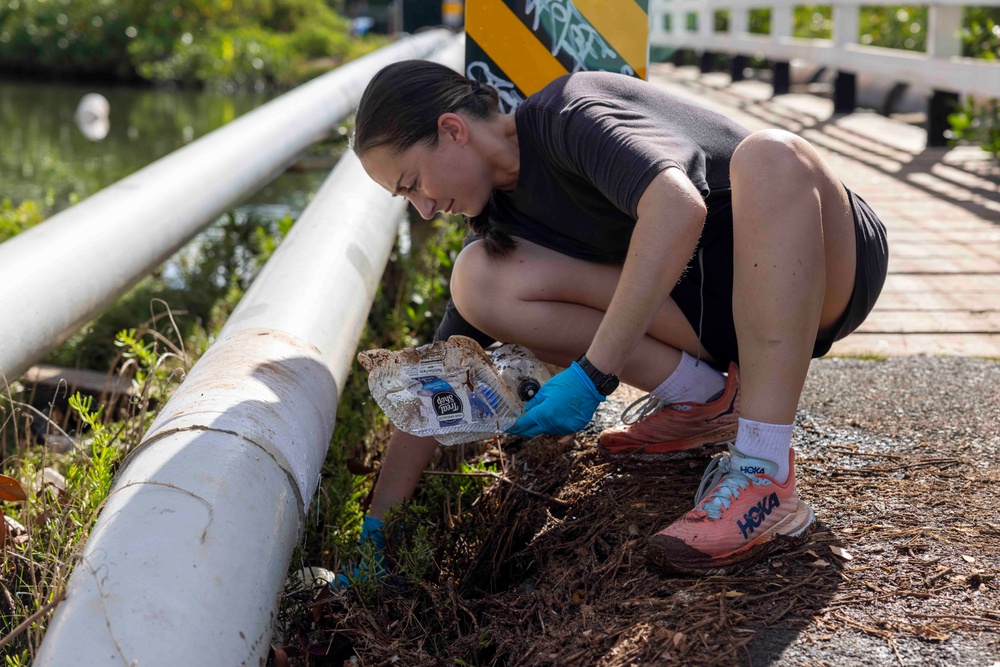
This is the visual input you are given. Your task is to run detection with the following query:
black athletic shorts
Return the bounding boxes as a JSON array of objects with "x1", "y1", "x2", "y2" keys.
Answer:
[{"x1": 670, "y1": 187, "x2": 889, "y2": 369}]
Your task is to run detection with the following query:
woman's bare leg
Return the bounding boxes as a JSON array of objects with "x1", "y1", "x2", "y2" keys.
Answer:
[
  {"x1": 647, "y1": 130, "x2": 859, "y2": 572},
  {"x1": 451, "y1": 238, "x2": 710, "y2": 390},
  {"x1": 369, "y1": 429, "x2": 439, "y2": 520},
  {"x1": 729, "y1": 129, "x2": 857, "y2": 425}
]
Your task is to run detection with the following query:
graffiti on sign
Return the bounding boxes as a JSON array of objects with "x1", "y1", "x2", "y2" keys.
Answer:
[
  {"x1": 526, "y1": 0, "x2": 618, "y2": 73},
  {"x1": 466, "y1": 0, "x2": 649, "y2": 111}
]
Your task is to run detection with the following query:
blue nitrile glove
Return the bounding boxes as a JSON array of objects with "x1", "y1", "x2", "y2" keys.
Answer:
[
  {"x1": 332, "y1": 514, "x2": 386, "y2": 589},
  {"x1": 506, "y1": 361, "x2": 605, "y2": 438}
]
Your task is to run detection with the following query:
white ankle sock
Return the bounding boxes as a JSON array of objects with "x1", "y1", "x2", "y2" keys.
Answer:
[
  {"x1": 651, "y1": 351, "x2": 727, "y2": 404},
  {"x1": 734, "y1": 418, "x2": 793, "y2": 484}
]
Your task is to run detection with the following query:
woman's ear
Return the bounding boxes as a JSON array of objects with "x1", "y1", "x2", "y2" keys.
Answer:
[{"x1": 438, "y1": 112, "x2": 469, "y2": 145}]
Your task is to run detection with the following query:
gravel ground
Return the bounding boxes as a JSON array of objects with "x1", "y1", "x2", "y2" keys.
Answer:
[
  {"x1": 767, "y1": 355, "x2": 1000, "y2": 667},
  {"x1": 798, "y1": 356, "x2": 1000, "y2": 462}
]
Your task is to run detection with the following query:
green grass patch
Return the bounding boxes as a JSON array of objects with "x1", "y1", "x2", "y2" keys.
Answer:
[{"x1": 0, "y1": 327, "x2": 186, "y2": 659}]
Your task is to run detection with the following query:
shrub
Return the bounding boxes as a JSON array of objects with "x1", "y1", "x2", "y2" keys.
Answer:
[
  {"x1": 0, "y1": 0, "x2": 367, "y2": 87},
  {"x1": 0, "y1": 198, "x2": 44, "y2": 244}
]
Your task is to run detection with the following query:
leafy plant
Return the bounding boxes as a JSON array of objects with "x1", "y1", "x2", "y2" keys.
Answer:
[
  {"x1": 0, "y1": 0, "x2": 388, "y2": 88},
  {"x1": 47, "y1": 210, "x2": 288, "y2": 371},
  {"x1": 749, "y1": 8, "x2": 771, "y2": 35},
  {"x1": 951, "y1": 8, "x2": 1000, "y2": 157},
  {"x1": 795, "y1": 6, "x2": 832, "y2": 40},
  {"x1": 0, "y1": 325, "x2": 186, "y2": 655},
  {"x1": 858, "y1": 5, "x2": 927, "y2": 51},
  {"x1": 949, "y1": 97, "x2": 1000, "y2": 158},
  {"x1": 0, "y1": 198, "x2": 44, "y2": 244}
]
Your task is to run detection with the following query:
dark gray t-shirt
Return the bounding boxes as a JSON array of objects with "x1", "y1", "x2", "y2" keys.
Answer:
[{"x1": 435, "y1": 71, "x2": 751, "y2": 344}]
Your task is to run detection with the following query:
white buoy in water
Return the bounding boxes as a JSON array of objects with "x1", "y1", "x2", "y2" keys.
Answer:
[{"x1": 74, "y1": 92, "x2": 110, "y2": 141}]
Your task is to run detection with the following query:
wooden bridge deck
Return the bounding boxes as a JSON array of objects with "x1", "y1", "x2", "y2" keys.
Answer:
[{"x1": 649, "y1": 64, "x2": 1000, "y2": 359}]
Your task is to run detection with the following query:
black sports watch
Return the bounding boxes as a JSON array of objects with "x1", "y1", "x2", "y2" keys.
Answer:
[{"x1": 576, "y1": 354, "x2": 620, "y2": 396}]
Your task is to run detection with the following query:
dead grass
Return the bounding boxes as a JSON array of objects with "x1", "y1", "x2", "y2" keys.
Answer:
[{"x1": 272, "y1": 394, "x2": 1000, "y2": 666}]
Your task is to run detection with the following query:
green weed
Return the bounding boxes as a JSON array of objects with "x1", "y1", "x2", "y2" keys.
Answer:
[
  {"x1": 0, "y1": 199, "x2": 44, "y2": 245},
  {"x1": 827, "y1": 352, "x2": 889, "y2": 361},
  {"x1": 47, "y1": 211, "x2": 287, "y2": 371},
  {"x1": 950, "y1": 97, "x2": 1000, "y2": 159},
  {"x1": 0, "y1": 326, "x2": 186, "y2": 658}
]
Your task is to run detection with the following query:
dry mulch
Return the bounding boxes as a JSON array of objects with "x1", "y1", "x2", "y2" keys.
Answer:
[{"x1": 279, "y1": 357, "x2": 1000, "y2": 666}]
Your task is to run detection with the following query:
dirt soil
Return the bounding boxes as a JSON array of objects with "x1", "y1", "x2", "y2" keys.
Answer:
[{"x1": 284, "y1": 356, "x2": 1000, "y2": 666}]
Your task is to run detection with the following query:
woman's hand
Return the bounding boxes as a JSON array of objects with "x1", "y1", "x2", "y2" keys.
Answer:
[
  {"x1": 506, "y1": 362, "x2": 605, "y2": 438},
  {"x1": 332, "y1": 514, "x2": 387, "y2": 589}
]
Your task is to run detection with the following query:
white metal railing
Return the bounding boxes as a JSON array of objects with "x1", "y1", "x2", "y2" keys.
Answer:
[{"x1": 649, "y1": 0, "x2": 1000, "y2": 99}]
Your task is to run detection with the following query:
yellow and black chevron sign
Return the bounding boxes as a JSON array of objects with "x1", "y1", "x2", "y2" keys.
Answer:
[{"x1": 466, "y1": 0, "x2": 650, "y2": 112}]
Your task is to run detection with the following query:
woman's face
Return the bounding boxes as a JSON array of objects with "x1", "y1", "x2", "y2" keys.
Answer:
[{"x1": 360, "y1": 113, "x2": 495, "y2": 220}]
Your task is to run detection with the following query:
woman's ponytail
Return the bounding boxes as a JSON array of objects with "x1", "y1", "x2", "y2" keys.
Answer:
[{"x1": 465, "y1": 209, "x2": 517, "y2": 257}]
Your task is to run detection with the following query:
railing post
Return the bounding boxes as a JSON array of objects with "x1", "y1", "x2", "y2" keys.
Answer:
[
  {"x1": 771, "y1": 4, "x2": 794, "y2": 95},
  {"x1": 929, "y1": 90, "x2": 960, "y2": 147},
  {"x1": 771, "y1": 4, "x2": 793, "y2": 41},
  {"x1": 729, "y1": 7, "x2": 749, "y2": 81},
  {"x1": 833, "y1": 3, "x2": 859, "y2": 48},
  {"x1": 698, "y1": 4, "x2": 714, "y2": 72},
  {"x1": 927, "y1": 5, "x2": 962, "y2": 147},
  {"x1": 730, "y1": 6, "x2": 748, "y2": 36},
  {"x1": 833, "y1": 2, "x2": 859, "y2": 113},
  {"x1": 928, "y1": 4, "x2": 963, "y2": 59},
  {"x1": 926, "y1": 4, "x2": 963, "y2": 146},
  {"x1": 674, "y1": 3, "x2": 686, "y2": 42},
  {"x1": 772, "y1": 61, "x2": 790, "y2": 95},
  {"x1": 731, "y1": 54, "x2": 749, "y2": 82},
  {"x1": 650, "y1": 0, "x2": 667, "y2": 43},
  {"x1": 834, "y1": 72, "x2": 857, "y2": 113},
  {"x1": 700, "y1": 51, "x2": 716, "y2": 73}
]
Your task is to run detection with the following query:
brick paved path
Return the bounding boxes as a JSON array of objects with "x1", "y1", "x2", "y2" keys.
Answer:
[{"x1": 649, "y1": 64, "x2": 1000, "y2": 358}]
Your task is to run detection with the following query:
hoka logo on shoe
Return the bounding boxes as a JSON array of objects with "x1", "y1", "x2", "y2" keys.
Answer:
[
  {"x1": 736, "y1": 492, "x2": 780, "y2": 539},
  {"x1": 739, "y1": 466, "x2": 765, "y2": 475}
]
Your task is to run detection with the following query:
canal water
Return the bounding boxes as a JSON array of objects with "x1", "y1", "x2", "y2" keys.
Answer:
[{"x1": 0, "y1": 79, "x2": 331, "y2": 216}]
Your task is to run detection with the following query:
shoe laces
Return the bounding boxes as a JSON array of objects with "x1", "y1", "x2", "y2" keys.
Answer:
[
  {"x1": 694, "y1": 449, "x2": 772, "y2": 520},
  {"x1": 621, "y1": 394, "x2": 691, "y2": 425}
]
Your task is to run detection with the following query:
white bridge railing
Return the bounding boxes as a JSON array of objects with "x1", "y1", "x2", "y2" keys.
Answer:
[{"x1": 649, "y1": 0, "x2": 1000, "y2": 144}]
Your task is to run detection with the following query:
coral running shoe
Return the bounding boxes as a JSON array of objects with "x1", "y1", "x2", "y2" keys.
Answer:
[
  {"x1": 646, "y1": 446, "x2": 815, "y2": 574},
  {"x1": 598, "y1": 363, "x2": 740, "y2": 456}
]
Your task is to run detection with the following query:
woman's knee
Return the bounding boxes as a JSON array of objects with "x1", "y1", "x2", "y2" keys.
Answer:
[
  {"x1": 451, "y1": 240, "x2": 513, "y2": 331},
  {"x1": 731, "y1": 130, "x2": 819, "y2": 185}
]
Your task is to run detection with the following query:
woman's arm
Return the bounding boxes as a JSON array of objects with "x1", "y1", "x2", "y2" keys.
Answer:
[
  {"x1": 368, "y1": 428, "x2": 439, "y2": 520},
  {"x1": 583, "y1": 166, "x2": 707, "y2": 377}
]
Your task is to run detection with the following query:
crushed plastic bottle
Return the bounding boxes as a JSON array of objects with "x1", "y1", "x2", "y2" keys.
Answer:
[
  {"x1": 358, "y1": 336, "x2": 550, "y2": 446},
  {"x1": 491, "y1": 343, "x2": 551, "y2": 403}
]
